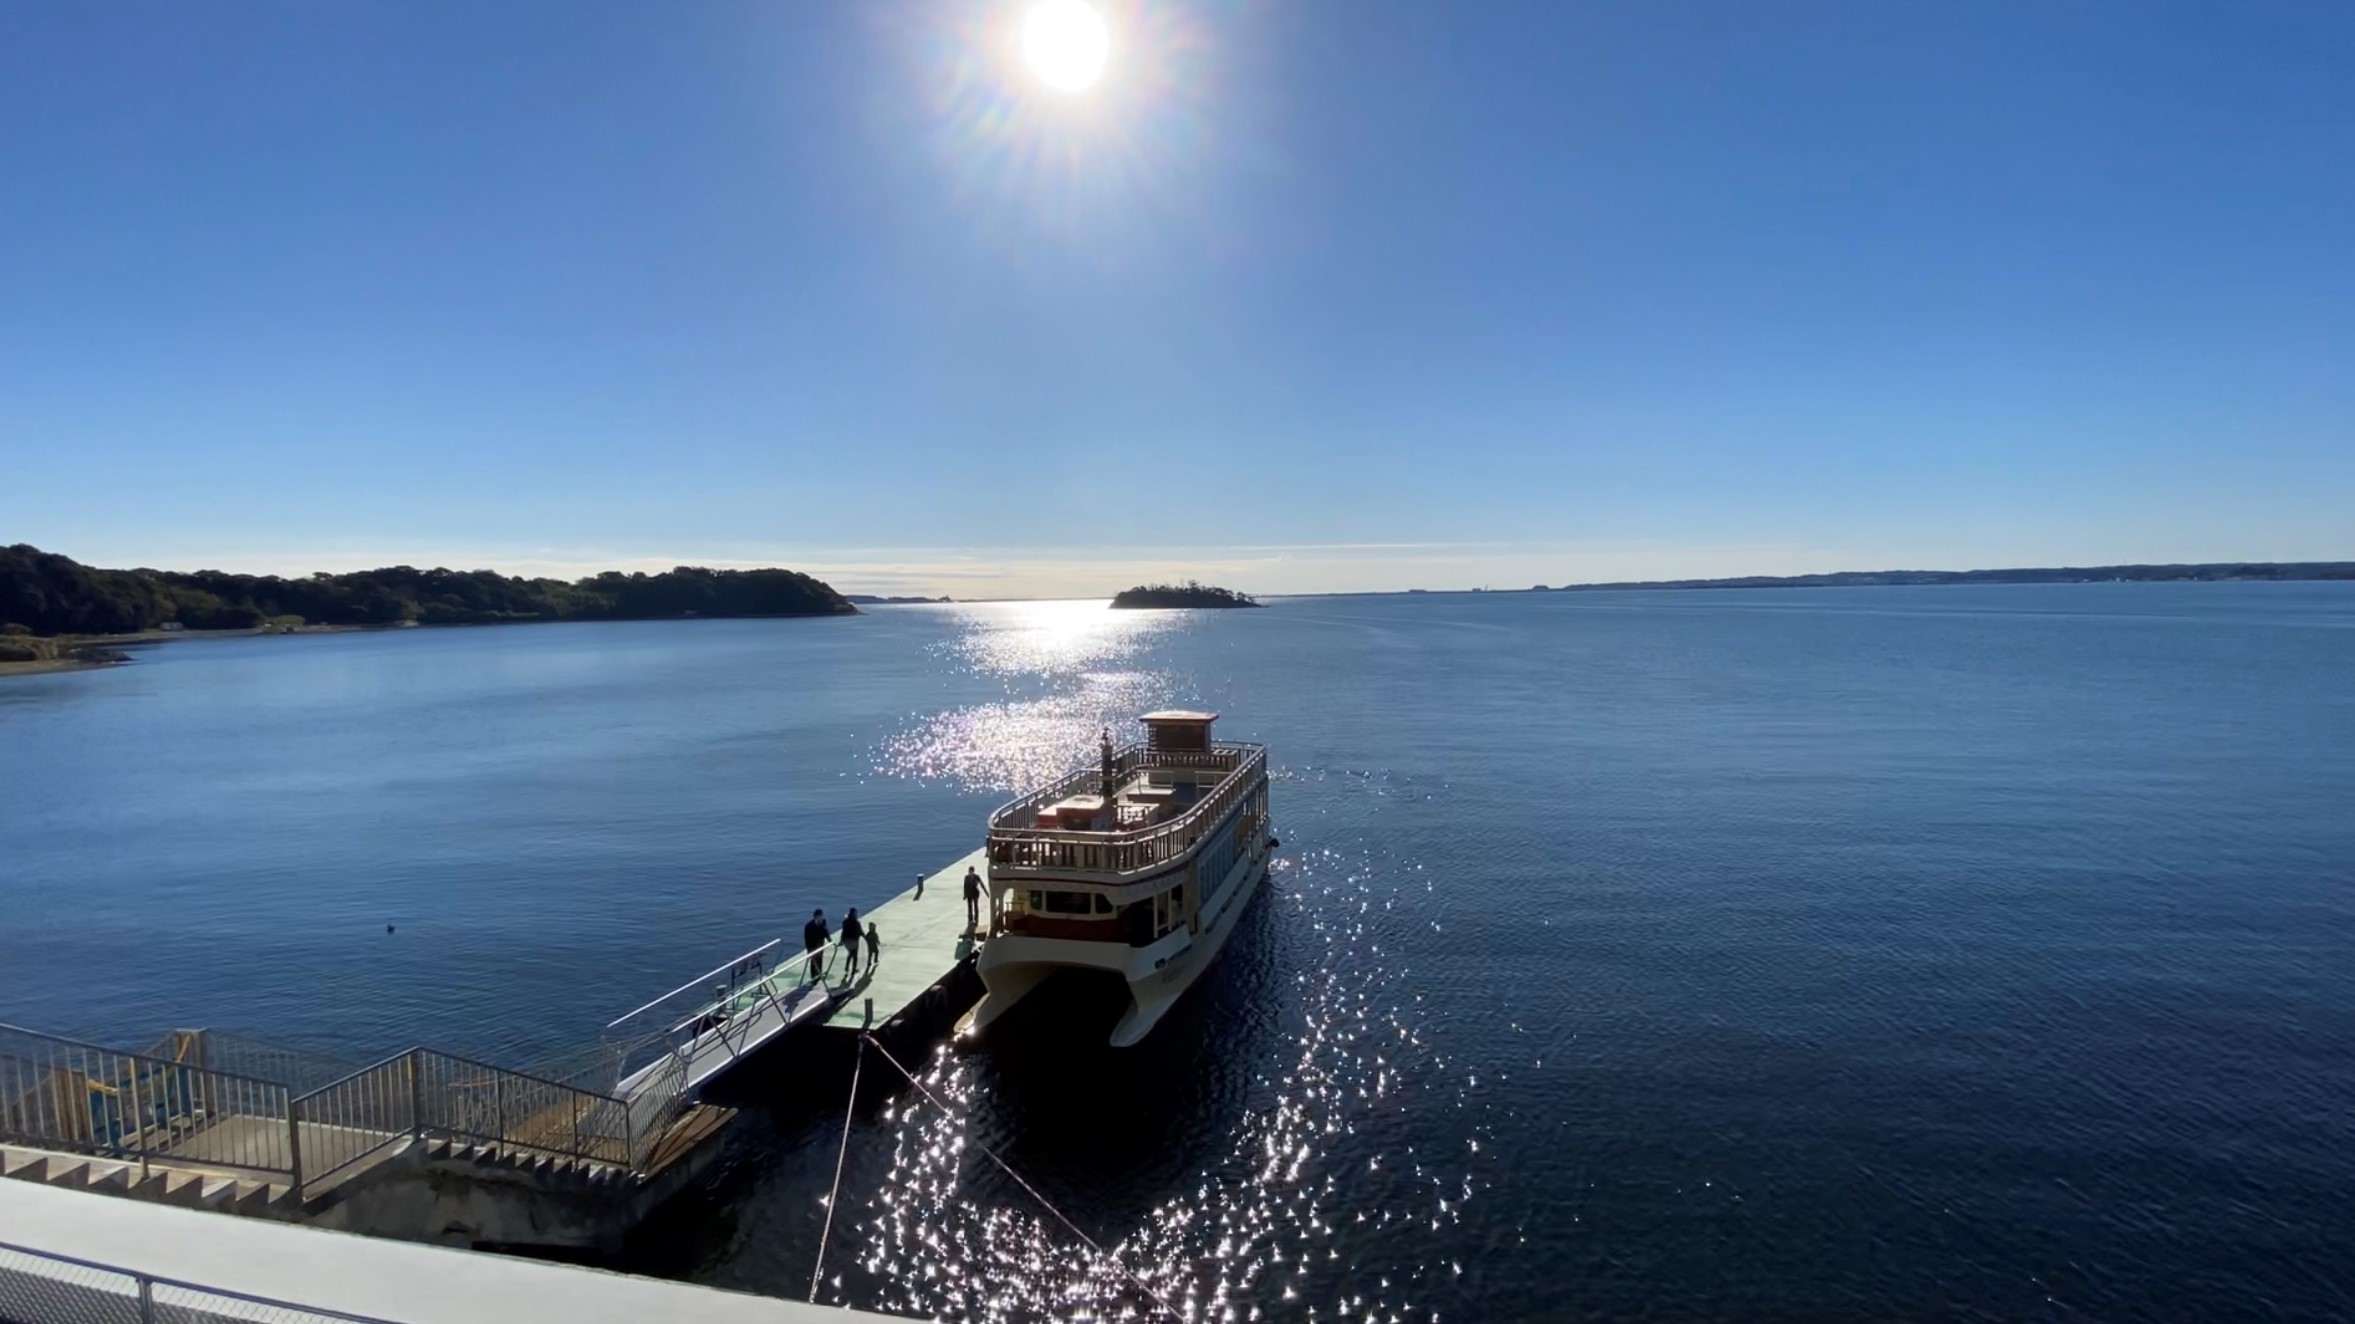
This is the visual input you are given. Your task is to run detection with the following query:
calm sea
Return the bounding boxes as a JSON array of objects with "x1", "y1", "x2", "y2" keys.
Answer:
[{"x1": 4, "y1": 585, "x2": 2353, "y2": 1321}]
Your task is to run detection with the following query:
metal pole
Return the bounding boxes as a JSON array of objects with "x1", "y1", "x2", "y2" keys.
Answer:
[
  {"x1": 495, "y1": 1072, "x2": 508, "y2": 1142},
  {"x1": 407, "y1": 1050, "x2": 423, "y2": 1140},
  {"x1": 285, "y1": 1093, "x2": 304, "y2": 1202},
  {"x1": 571, "y1": 1092, "x2": 583, "y2": 1159},
  {"x1": 137, "y1": 1275, "x2": 156, "y2": 1324},
  {"x1": 128, "y1": 1062, "x2": 149, "y2": 1180}
]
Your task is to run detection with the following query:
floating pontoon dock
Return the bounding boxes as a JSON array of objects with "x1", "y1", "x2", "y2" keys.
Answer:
[
  {"x1": 606, "y1": 849, "x2": 991, "y2": 1103},
  {"x1": 818, "y1": 847, "x2": 990, "y2": 1035}
]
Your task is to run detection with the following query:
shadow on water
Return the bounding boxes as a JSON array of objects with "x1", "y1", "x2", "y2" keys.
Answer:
[
  {"x1": 618, "y1": 889, "x2": 1281, "y2": 1291},
  {"x1": 960, "y1": 888, "x2": 1286, "y2": 1226}
]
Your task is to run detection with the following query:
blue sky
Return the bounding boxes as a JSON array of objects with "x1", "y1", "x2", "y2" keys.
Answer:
[{"x1": 2, "y1": 1, "x2": 2350, "y2": 597}]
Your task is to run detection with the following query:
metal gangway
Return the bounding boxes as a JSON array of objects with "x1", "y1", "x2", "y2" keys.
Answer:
[{"x1": 602, "y1": 938, "x2": 849, "y2": 1101}]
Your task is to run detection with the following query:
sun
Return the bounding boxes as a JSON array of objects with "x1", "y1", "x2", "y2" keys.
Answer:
[{"x1": 1023, "y1": 0, "x2": 1109, "y2": 93}]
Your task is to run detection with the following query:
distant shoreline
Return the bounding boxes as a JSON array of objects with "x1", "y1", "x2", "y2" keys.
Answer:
[
  {"x1": 1531, "y1": 561, "x2": 2355, "y2": 593},
  {"x1": 0, "y1": 615, "x2": 860, "y2": 681},
  {"x1": 1251, "y1": 561, "x2": 2355, "y2": 600}
]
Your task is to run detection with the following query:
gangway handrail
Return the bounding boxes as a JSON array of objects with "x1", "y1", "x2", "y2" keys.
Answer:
[
  {"x1": 660, "y1": 947, "x2": 824, "y2": 1037},
  {"x1": 604, "y1": 939, "x2": 785, "y2": 1030}
]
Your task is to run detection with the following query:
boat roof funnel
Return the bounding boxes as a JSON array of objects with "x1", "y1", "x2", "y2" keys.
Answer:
[{"x1": 1139, "y1": 710, "x2": 1217, "y2": 752}]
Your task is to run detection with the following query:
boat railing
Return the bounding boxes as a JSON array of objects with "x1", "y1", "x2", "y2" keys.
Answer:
[
  {"x1": 987, "y1": 743, "x2": 1267, "y2": 878},
  {"x1": 986, "y1": 741, "x2": 1254, "y2": 830},
  {"x1": 986, "y1": 741, "x2": 1254, "y2": 833}
]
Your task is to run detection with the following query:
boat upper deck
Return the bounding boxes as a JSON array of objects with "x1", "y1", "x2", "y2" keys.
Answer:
[{"x1": 985, "y1": 733, "x2": 1266, "y2": 880}]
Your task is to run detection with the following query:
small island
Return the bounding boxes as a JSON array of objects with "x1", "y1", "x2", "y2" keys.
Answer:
[{"x1": 1110, "y1": 582, "x2": 1263, "y2": 610}]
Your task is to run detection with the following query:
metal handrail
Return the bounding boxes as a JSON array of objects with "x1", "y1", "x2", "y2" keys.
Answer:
[
  {"x1": 3, "y1": 1020, "x2": 671, "y2": 1197},
  {"x1": 140, "y1": 1029, "x2": 361, "y2": 1095},
  {"x1": 605, "y1": 939, "x2": 784, "y2": 1031},
  {"x1": 0, "y1": 1237, "x2": 406, "y2": 1324},
  {"x1": 409, "y1": 1049, "x2": 625, "y2": 1104},
  {"x1": 0, "y1": 1022, "x2": 299, "y2": 1180},
  {"x1": 286, "y1": 1051, "x2": 417, "y2": 1188},
  {"x1": 0, "y1": 1024, "x2": 303, "y2": 1095},
  {"x1": 659, "y1": 944, "x2": 828, "y2": 1036}
]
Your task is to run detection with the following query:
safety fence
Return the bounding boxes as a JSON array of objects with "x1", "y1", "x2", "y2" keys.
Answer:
[
  {"x1": 1, "y1": 1021, "x2": 691, "y2": 1198},
  {"x1": 0, "y1": 1237, "x2": 404, "y2": 1324}
]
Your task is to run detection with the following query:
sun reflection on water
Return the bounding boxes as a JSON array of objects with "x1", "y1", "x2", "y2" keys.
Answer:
[
  {"x1": 878, "y1": 601, "x2": 1183, "y2": 793},
  {"x1": 844, "y1": 833, "x2": 1484, "y2": 1323},
  {"x1": 847, "y1": 612, "x2": 1483, "y2": 1320}
]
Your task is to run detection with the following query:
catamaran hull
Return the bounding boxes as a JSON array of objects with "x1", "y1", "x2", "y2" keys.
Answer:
[{"x1": 964, "y1": 844, "x2": 1271, "y2": 1048}]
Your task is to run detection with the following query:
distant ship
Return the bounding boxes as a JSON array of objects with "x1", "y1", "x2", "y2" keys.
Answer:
[{"x1": 963, "y1": 711, "x2": 1276, "y2": 1047}]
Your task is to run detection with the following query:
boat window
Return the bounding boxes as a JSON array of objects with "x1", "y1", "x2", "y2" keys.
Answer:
[
  {"x1": 1094, "y1": 893, "x2": 1113, "y2": 915},
  {"x1": 1039, "y1": 890, "x2": 1097, "y2": 915}
]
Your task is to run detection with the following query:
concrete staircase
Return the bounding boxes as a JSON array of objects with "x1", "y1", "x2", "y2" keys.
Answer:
[
  {"x1": 1, "y1": 1142, "x2": 301, "y2": 1221},
  {"x1": 1, "y1": 1131, "x2": 639, "y2": 1227},
  {"x1": 3, "y1": 1022, "x2": 731, "y2": 1249},
  {"x1": 415, "y1": 1134, "x2": 632, "y2": 1194}
]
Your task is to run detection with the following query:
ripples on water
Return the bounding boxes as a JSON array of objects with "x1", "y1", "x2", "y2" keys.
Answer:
[
  {"x1": 846, "y1": 838, "x2": 1484, "y2": 1324},
  {"x1": 878, "y1": 601, "x2": 1175, "y2": 792},
  {"x1": 861, "y1": 603, "x2": 1486, "y2": 1322},
  {"x1": 9, "y1": 587, "x2": 2354, "y2": 1321}
]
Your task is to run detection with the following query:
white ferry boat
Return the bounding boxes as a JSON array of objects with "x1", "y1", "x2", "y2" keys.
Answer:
[{"x1": 964, "y1": 711, "x2": 1275, "y2": 1047}]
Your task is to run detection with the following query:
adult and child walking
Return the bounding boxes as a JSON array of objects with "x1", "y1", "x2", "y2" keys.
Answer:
[
  {"x1": 798, "y1": 863, "x2": 985, "y2": 989},
  {"x1": 801, "y1": 906, "x2": 881, "y2": 983}
]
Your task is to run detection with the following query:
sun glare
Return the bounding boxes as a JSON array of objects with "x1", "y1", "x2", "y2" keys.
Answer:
[{"x1": 1023, "y1": 0, "x2": 1109, "y2": 93}]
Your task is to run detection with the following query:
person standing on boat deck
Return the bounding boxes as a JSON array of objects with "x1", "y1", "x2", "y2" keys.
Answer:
[
  {"x1": 841, "y1": 908, "x2": 866, "y2": 977},
  {"x1": 802, "y1": 909, "x2": 830, "y2": 982},
  {"x1": 863, "y1": 922, "x2": 881, "y2": 971},
  {"x1": 963, "y1": 865, "x2": 983, "y2": 931}
]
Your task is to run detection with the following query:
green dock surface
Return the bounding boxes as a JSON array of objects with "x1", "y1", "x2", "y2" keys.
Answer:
[{"x1": 814, "y1": 847, "x2": 988, "y2": 1032}]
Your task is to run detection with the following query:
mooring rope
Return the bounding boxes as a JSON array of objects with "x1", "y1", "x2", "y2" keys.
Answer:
[
  {"x1": 860, "y1": 1034, "x2": 1188, "y2": 1324},
  {"x1": 808, "y1": 1034, "x2": 864, "y2": 1302}
]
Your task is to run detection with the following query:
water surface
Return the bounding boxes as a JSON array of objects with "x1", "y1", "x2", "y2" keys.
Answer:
[{"x1": 4, "y1": 585, "x2": 2352, "y2": 1321}]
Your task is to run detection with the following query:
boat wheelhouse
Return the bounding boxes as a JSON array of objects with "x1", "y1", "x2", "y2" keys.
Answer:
[{"x1": 964, "y1": 711, "x2": 1275, "y2": 1047}]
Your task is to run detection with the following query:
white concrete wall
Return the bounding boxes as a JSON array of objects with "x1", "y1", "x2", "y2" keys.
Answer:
[{"x1": 0, "y1": 1179, "x2": 902, "y2": 1323}]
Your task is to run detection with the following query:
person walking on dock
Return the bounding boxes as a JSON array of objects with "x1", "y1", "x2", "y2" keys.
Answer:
[
  {"x1": 963, "y1": 865, "x2": 983, "y2": 932},
  {"x1": 863, "y1": 921, "x2": 881, "y2": 971},
  {"x1": 841, "y1": 907, "x2": 866, "y2": 977},
  {"x1": 803, "y1": 909, "x2": 831, "y2": 983}
]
